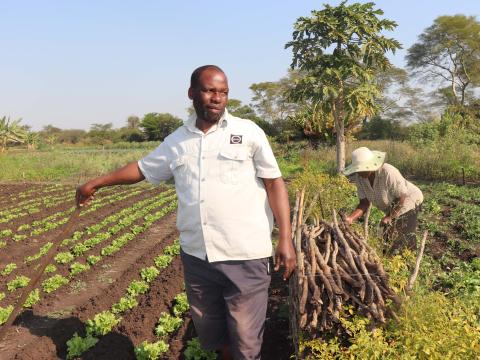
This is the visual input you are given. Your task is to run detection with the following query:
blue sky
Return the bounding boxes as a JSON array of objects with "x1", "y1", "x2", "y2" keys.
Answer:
[{"x1": 1, "y1": 1, "x2": 478, "y2": 130}]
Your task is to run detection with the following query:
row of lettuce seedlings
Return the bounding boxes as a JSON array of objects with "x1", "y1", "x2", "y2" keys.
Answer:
[
  {"x1": 0, "y1": 186, "x2": 143, "y2": 245},
  {"x1": 1, "y1": 188, "x2": 176, "y2": 280},
  {"x1": 65, "y1": 240, "x2": 182, "y2": 359},
  {"x1": 0, "y1": 190, "x2": 177, "y2": 325}
]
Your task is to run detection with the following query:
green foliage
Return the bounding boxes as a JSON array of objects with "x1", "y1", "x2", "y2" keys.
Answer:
[
  {"x1": 44, "y1": 264, "x2": 57, "y2": 273},
  {"x1": 406, "y1": 15, "x2": 480, "y2": 106},
  {"x1": 358, "y1": 116, "x2": 407, "y2": 140},
  {"x1": 86, "y1": 255, "x2": 101, "y2": 265},
  {"x1": 111, "y1": 296, "x2": 138, "y2": 314},
  {"x1": 86, "y1": 310, "x2": 121, "y2": 336},
  {"x1": 66, "y1": 332, "x2": 99, "y2": 360},
  {"x1": 7, "y1": 275, "x2": 30, "y2": 291},
  {"x1": 134, "y1": 340, "x2": 169, "y2": 360},
  {"x1": 0, "y1": 116, "x2": 27, "y2": 150},
  {"x1": 184, "y1": 338, "x2": 217, "y2": 360},
  {"x1": 173, "y1": 292, "x2": 189, "y2": 317},
  {"x1": 140, "y1": 266, "x2": 160, "y2": 283},
  {"x1": 23, "y1": 289, "x2": 41, "y2": 308},
  {"x1": 154, "y1": 312, "x2": 183, "y2": 337},
  {"x1": 154, "y1": 254, "x2": 173, "y2": 269},
  {"x1": 69, "y1": 262, "x2": 91, "y2": 276},
  {"x1": 55, "y1": 251, "x2": 75, "y2": 264},
  {"x1": 290, "y1": 167, "x2": 356, "y2": 221},
  {"x1": 1, "y1": 263, "x2": 17, "y2": 276},
  {"x1": 0, "y1": 292, "x2": 5, "y2": 301},
  {"x1": 0, "y1": 305, "x2": 14, "y2": 325},
  {"x1": 163, "y1": 240, "x2": 181, "y2": 256},
  {"x1": 286, "y1": 1, "x2": 401, "y2": 171},
  {"x1": 301, "y1": 291, "x2": 480, "y2": 359},
  {"x1": 42, "y1": 274, "x2": 69, "y2": 293},
  {"x1": 140, "y1": 113, "x2": 182, "y2": 141},
  {"x1": 126, "y1": 280, "x2": 149, "y2": 297}
]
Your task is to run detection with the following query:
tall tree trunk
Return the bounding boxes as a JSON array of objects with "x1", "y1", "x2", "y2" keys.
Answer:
[
  {"x1": 332, "y1": 98, "x2": 346, "y2": 174},
  {"x1": 335, "y1": 117, "x2": 346, "y2": 174}
]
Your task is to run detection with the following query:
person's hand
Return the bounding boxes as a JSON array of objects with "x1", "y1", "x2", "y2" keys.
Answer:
[
  {"x1": 345, "y1": 216, "x2": 354, "y2": 225},
  {"x1": 76, "y1": 182, "x2": 97, "y2": 208},
  {"x1": 274, "y1": 238, "x2": 296, "y2": 281},
  {"x1": 381, "y1": 215, "x2": 393, "y2": 226}
]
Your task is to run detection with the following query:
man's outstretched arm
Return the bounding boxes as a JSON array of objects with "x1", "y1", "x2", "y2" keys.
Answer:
[
  {"x1": 263, "y1": 177, "x2": 296, "y2": 280},
  {"x1": 76, "y1": 162, "x2": 145, "y2": 207}
]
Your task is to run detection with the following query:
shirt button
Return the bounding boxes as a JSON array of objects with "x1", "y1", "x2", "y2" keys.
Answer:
[
  {"x1": 200, "y1": 200, "x2": 205, "y2": 203},
  {"x1": 201, "y1": 178, "x2": 206, "y2": 182},
  {"x1": 203, "y1": 222, "x2": 207, "y2": 225},
  {"x1": 202, "y1": 156, "x2": 206, "y2": 160}
]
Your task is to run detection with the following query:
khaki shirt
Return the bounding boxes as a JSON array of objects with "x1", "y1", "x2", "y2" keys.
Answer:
[
  {"x1": 354, "y1": 163, "x2": 423, "y2": 217},
  {"x1": 138, "y1": 109, "x2": 281, "y2": 262}
]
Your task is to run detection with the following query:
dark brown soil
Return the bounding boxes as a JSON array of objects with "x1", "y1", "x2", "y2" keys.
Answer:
[{"x1": 0, "y1": 184, "x2": 294, "y2": 360}]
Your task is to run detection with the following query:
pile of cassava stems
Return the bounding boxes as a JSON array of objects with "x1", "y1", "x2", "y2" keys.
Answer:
[{"x1": 288, "y1": 190, "x2": 405, "y2": 349}]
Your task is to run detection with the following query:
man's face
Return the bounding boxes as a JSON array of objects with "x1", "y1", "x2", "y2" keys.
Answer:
[{"x1": 188, "y1": 69, "x2": 229, "y2": 124}]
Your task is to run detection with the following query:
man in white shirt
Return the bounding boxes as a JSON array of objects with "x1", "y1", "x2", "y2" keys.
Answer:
[{"x1": 76, "y1": 65, "x2": 296, "y2": 359}]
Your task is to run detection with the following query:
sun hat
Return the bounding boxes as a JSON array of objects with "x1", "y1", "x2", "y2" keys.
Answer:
[{"x1": 343, "y1": 147, "x2": 386, "y2": 176}]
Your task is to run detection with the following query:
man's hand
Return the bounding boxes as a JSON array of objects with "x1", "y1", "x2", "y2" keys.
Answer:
[
  {"x1": 275, "y1": 237, "x2": 296, "y2": 281},
  {"x1": 76, "y1": 182, "x2": 97, "y2": 207},
  {"x1": 381, "y1": 215, "x2": 393, "y2": 226},
  {"x1": 345, "y1": 215, "x2": 354, "y2": 225},
  {"x1": 74, "y1": 162, "x2": 146, "y2": 208}
]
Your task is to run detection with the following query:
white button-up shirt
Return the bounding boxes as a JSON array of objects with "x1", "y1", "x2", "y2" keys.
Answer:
[{"x1": 138, "y1": 109, "x2": 282, "y2": 262}]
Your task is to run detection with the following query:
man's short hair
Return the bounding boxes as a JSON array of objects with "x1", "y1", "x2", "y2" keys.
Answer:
[{"x1": 190, "y1": 65, "x2": 225, "y2": 88}]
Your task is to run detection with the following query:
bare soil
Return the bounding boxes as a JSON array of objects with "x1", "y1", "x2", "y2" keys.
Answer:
[{"x1": 0, "y1": 184, "x2": 294, "y2": 360}]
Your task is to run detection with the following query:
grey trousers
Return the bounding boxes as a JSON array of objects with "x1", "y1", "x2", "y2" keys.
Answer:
[{"x1": 181, "y1": 250, "x2": 271, "y2": 360}]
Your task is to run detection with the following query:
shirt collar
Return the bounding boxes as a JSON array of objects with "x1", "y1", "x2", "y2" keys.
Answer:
[{"x1": 185, "y1": 108, "x2": 230, "y2": 134}]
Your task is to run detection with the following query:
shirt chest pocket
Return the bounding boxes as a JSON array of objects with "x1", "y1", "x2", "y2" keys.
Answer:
[
  {"x1": 170, "y1": 156, "x2": 192, "y2": 192},
  {"x1": 218, "y1": 147, "x2": 250, "y2": 185}
]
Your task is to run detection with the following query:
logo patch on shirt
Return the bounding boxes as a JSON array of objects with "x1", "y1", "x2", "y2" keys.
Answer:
[{"x1": 230, "y1": 134, "x2": 243, "y2": 144}]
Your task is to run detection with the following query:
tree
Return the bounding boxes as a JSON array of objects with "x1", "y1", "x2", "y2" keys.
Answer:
[
  {"x1": 227, "y1": 99, "x2": 277, "y2": 136},
  {"x1": 25, "y1": 132, "x2": 40, "y2": 150},
  {"x1": 406, "y1": 15, "x2": 480, "y2": 106},
  {"x1": 286, "y1": 1, "x2": 401, "y2": 173},
  {"x1": 88, "y1": 123, "x2": 114, "y2": 145},
  {"x1": 127, "y1": 115, "x2": 140, "y2": 129},
  {"x1": 139, "y1": 113, "x2": 182, "y2": 141},
  {"x1": 375, "y1": 67, "x2": 435, "y2": 124},
  {"x1": 249, "y1": 70, "x2": 302, "y2": 125},
  {"x1": 0, "y1": 116, "x2": 26, "y2": 151}
]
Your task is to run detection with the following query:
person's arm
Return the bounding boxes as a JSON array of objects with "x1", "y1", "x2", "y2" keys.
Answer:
[
  {"x1": 76, "y1": 162, "x2": 145, "y2": 207},
  {"x1": 262, "y1": 177, "x2": 296, "y2": 281},
  {"x1": 345, "y1": 198, "x2": 371, "y2": 225},
  {"x1": 382, "y1": 194, "x2": 408, "y2": 225}
]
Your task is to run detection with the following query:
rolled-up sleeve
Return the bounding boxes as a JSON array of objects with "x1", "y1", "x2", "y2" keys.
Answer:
[
  {"x1": 354, "y1": 174, "x2": 367, "y2": 200},
  {"x1": 252, "y1": 125, "x2": 282, "y2": 179},
  {"x1": 138, "y1": 142, "x2": 173, "y2": 184}
]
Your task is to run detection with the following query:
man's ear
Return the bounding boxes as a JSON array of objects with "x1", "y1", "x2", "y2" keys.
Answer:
[{"x1": 188, "y1": 87, "x2": 193, "y2": 100}]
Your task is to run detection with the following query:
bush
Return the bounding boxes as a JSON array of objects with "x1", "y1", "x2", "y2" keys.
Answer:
[{"x1": 289, "y1": 166, "x2": 356, "y2": 221}]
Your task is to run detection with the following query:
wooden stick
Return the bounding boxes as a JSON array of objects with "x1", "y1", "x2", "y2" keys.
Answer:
[
  {"x1": 406, "y1": 230, "x2": 428, "y2": 293},
  {"x1": 364, "y1": 202, "x2": 372, "y2": 241}
]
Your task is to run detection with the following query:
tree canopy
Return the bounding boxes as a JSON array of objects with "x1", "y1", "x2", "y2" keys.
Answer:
[
  {"x1": 406, "y1": 15, "x2": 480, "y2": 106},
  {"x1": 140, "y1": 113, "x2": 183, "y2": 141},
  {"x1": 286, "y1": 0, "x2": 401, "y2": 172}
]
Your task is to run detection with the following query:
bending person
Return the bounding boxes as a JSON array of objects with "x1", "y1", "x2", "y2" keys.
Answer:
[{"x1": 344, "y1": 147, "x2": 423, "y2": 253}]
